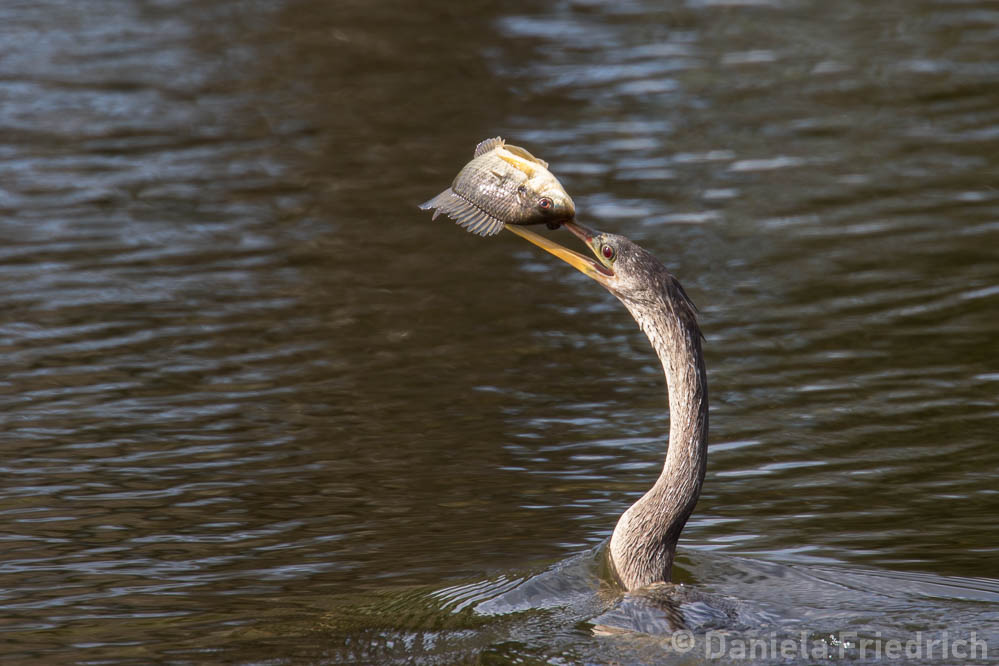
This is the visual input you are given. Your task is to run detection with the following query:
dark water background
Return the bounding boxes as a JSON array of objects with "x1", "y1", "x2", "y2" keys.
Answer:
[{"x1": 2, "y1": 0, "x2": 998, "y2": 663}]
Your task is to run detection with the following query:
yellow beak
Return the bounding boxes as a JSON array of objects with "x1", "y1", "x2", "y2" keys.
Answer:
[{"x1": 503, "y1": 221, "x2": 613, "y2": 283}]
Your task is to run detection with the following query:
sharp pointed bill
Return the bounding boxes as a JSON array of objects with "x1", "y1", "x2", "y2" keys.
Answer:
[
  {"x1": 419, "y1": 137, "x2": 575, "y2": 237},
  {"x1": 503, "y1": 221, "x2": 614, "y2": 283}
]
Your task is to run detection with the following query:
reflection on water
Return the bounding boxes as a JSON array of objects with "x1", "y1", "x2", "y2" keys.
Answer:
[{"x1": 1, "y1": 0, "x2": 998, "y2": 662}]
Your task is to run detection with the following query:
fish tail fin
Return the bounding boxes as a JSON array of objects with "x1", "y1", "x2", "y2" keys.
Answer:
[
  {"x1": 419, "y1": 189, "x2": 451, "y2": 211},
  {"x1": 419, "y1": 188, "x2": 504, "y2": 236}
]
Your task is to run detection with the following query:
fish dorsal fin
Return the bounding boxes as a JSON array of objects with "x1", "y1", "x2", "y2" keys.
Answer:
[
  {"x1": 504, "y1": 143, "x2": 548, "y2": 169},
  {"x1": 474, "y1": 136, "x2": 505, "y2": 157}
]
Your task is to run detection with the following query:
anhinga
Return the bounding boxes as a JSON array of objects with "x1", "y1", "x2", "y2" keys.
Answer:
[{"x1": 505, "y1": 221, "x2": 707, "y2": 591}]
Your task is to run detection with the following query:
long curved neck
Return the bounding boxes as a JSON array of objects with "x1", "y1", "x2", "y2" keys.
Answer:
[{"x1": 608, "y1": 280, "x2": 708, "y2": 591}]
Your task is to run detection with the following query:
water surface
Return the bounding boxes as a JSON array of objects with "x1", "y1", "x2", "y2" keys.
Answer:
[{"x1": 1, "y1": 0, "x2": 998, "y2": 663}]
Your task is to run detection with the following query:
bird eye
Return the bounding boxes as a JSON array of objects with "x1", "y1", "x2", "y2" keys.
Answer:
[
  {"x1": 601, "y1": 244, "x2": 615, "y2": 260},
  {"x1": 538, "y1": 197, "x2": 553, "y2": 210}
]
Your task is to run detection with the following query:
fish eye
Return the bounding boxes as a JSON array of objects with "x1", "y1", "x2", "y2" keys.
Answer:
[
  {"x1": 601, "y1": 244, "x2": 615, "y2": 261},
  {"x1": 538, "y1": 197, "x2": 553, "y2": 210}
]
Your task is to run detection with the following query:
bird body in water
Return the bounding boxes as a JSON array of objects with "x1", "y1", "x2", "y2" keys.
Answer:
[
  {"x1": 503, "y1": 221, "x2": 707, "y2": 591},
  {"x1": 420, "y1": 137, "x2": 576, "y2": 236}
]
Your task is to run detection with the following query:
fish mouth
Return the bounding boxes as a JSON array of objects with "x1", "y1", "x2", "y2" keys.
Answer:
[{"x1": 503, "y1": 220, "x2": 614, "y2": 283}]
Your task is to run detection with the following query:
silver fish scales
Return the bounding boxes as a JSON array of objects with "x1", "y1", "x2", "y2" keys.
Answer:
[{"x1": 420, "y1": 137, "x2": 576, "y2": 236}]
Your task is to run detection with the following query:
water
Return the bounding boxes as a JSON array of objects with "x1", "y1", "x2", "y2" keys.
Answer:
[{"x1": 1, "y1": 0, "x2": 998, "y2": 662}]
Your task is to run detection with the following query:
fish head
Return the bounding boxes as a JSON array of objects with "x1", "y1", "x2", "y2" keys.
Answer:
[{"x1": 523, "y1": 169, "x2": 576, "y2": 224}]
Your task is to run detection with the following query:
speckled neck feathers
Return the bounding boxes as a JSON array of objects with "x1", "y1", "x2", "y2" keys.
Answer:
[{"x1": 607, "y1": 267, "x2": 708, "y2": 591}]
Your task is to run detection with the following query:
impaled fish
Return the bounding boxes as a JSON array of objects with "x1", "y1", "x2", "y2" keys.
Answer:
[{"x1": 419, "y1": 137, "x2": 576, "y2": 236}]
